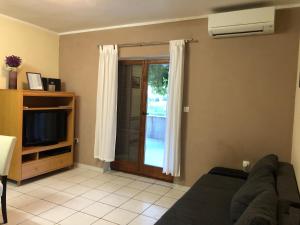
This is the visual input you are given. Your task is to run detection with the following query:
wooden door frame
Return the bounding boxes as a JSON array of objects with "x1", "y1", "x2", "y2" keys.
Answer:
[{"x1": 111, "y1": 59, "x2": 173, "y2": 182}]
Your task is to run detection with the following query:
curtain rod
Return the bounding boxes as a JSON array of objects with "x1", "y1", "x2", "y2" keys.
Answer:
[{"x1": 97, "y1": 38, "x2": 198, "y2": 48}]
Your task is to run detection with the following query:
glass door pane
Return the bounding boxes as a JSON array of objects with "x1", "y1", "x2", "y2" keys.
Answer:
[
  {"x1": 144, "y1": 63, "x2": 169, "y2": 167},
  {"x1": 115, "y1": 62, "x2": 143, "y2": 163}
]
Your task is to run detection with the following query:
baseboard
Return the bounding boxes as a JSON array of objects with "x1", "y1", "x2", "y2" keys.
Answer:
[{"x1": 74, "y1": 163, "x2": 105, "y2": 173}]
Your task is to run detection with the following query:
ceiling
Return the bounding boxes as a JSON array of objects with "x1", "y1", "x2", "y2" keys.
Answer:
[{"x1": 0, "y1": 0, "x2": 299, "y2": 33}]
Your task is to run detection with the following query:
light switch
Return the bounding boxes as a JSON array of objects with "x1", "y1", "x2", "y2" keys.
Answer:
[{"x1": 183, "y1": 106, "x2": 190, "y2": 112}]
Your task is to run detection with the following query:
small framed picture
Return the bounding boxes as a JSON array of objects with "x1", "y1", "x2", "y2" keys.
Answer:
[
  {"x1": 131, "y1": 76, "x2": 141, "y2": 89},
  {"x1": 26, "y1": 72, "x2": 44, "y2": 90}
]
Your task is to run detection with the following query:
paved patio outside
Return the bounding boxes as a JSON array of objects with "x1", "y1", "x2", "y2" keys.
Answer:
[{"x1": 144, "y1": 137, "x2": 164, "y2": 167}]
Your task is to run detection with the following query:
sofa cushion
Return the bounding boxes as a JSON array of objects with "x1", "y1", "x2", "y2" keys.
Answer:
[
  {"x1": 234, "y1": 190, "x2": 277, "y2": 225},
  {"x1": 155, "y1": 174, "x2": 245, "y2": 225},
  {"x1": 230, "y1": 172, "x2": 275, "y2": 223},
  {"x1": 249, "y1": 154, "x2": 278, "y2": 178}
]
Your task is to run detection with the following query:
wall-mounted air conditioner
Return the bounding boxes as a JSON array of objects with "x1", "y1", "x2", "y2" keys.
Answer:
[{"x1": 208, "y1": 7, "x2": 275, "y2": 38}]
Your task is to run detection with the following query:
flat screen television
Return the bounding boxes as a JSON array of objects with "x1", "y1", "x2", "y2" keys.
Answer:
[{"x1": 23, "y1": 111, "x2": 67, "y2": 147}]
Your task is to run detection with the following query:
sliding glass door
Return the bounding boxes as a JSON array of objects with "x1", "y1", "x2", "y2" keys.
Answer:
[{"x1": 111, "y1": 60, "x2": 172, "y2": 182}]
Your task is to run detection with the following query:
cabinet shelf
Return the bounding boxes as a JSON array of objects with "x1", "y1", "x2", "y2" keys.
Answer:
[
  {"x1": 23, "y1": 106, "x2": 73, "y2": 111},
  {"x1": 22, "y1": 141, "x2": 73, "y2": 155}
]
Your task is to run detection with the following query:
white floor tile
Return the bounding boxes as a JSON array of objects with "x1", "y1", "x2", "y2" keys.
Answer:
[
  {"x1": 133, "y1": 191, "x2": 161, "y2": 204},
  {"x1": 81, "y1": 202, "x2": 115, "y2": 218},
  {"x1": 52, "y1": 172, "x2": 77, "y2": 180},
  {"x1": 79, "y1": 179, "x2": 107, "y2": 188},
  {"x1": 155, "y1": 196, "x2": 177, "y2": 208},
  {"x1": 103, "y1": 208, "x2": 138, "y2": 225},
  {"x1": 81, "y1": 189, "x2": 110, "y2": 201},
  {"x1": 165, "y1": 189, "x2": 185, "y2": 199},
  {"x1": 8, "y1": 194, "x2": 39, "y2": 209},
  {"x1": 110, "y1": 177, "x2": 134, "y2": 185},
  {"x1": 59, "y1": 212, "x2": 98, "y2": 225},
  {"x1": 35, "y1": 177, "x2": 60, "y2": 186},
  {"x1": 63, "y1": 196, "x2": 94, "y2": 211},
  {"x1": 129, "y1": 215, "x2": 157, "y2": 225},
  {"x1": 116, "y1": 172, "x2": 141, "y2": 180},
  {"x1": 19, "y1": 216, "x2": 55, "y2": 225},
  {"x1": 142, "y1": 205, "x2": 167, "y2": 220},
  {"x1": 136, "y1": 177, "x2": 156, "y2": 184},
  {"x1": 97, "y1": 182, "x2": 125, "y2": 193},
  {"x1": 114, "y1": 186, "x2": 141, "y2": 197},
  {"x1": 27, "y1": 187, "x2": 58, "y2": 199},
  {"x1": 154, "y1": 180, "x2": 174, "y2": 188},
  {"x1": 94, "y1": 174, "x2": 117, "y2": 182},
  {"x1": 43, "y1": 192, "x2": 75, "y2": 204},
  {"x1": 127, "y1": 181, "x2": 151, "y2": 190},
  {"x1": 39, "y1": 206, "x2": 76, "y2": 223},
  {"x1": 64, "y1": 184, "x2": 91, "y2": 195},
  {"x1": 6, "y1": 189, "x2": 23, "y2": 199},
  {"x1": 14, "y1": 183, "x2": 42, "y2": 194},
  {"x1": 120, "y1": 199, "x2": 151, "y2": 213},
  {"x1": 99, "y1": 194, "x2": 130, "y2": 207},
  {"x1": 7, "y1": 182, "x2": 18, "y2": 190},
  {"x1": 79, "y1": 170, "x2": 100, "y2": 178},
  {"x1": 173, "y1": 184, "x2": 190, "y2": 192},
  {"x1": 46, "y1": 180, "x2": 74, "y2": 191},
  {"x1": 6, "y1": 207, "x2": 33, "y2": 225},
  {"x1": 145, "y1": 184, "x2": 171, "y2": 195},
  {"x1": 65, "y1": 175, "x2": 89, "y2": 183},
  {"x1": 92, "y1": 219, "x2": 117, "y2": 225},
  {"x1": 20, "y1": 199, "x2": 56, "y2": 215}
]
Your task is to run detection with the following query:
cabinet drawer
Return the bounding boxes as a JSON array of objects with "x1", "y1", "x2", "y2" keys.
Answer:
[{"x1": 22, "y1": 153, "x2": 73, "y2": 180}]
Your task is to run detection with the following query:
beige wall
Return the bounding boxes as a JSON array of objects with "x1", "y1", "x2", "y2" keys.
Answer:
[
  {"x1": 60, "y1": 8, "x2": 300, "y2": 186},
  {"x1": 0, "y1": 14, "x2": 59, "y2": 89},
  {"x1": 292, "y1": 39, "x2": 300, "y2": 185}
]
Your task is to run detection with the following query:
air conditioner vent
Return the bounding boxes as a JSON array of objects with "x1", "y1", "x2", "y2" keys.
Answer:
[{"x1": 208, "y1": 7, "x2": 275, "y2": 38}]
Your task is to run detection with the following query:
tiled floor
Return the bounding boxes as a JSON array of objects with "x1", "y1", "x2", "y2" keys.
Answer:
[{"x1": 4, "y1": 167, "x2": 190, "y2": 225}]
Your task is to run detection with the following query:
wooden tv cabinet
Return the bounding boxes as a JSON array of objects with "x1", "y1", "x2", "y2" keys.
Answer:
[{"x1": 0, "y1": 90, "x2": 75, "y2": 185}]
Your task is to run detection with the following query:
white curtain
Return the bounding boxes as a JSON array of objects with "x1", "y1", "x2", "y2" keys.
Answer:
[
  {"x1": 163, "y1": 40, "x2": 185, "y2": 177},
  {"x1": 94, "y1": 45, "x2": 118, "y2": 162}
]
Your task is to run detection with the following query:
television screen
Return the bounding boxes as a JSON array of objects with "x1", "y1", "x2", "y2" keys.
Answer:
[{"x1": 23, "y1": 111, "x2": 67, "y2": 146}]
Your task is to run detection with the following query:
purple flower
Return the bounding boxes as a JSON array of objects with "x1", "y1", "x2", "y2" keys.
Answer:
[{"x1": 5, "y1": 55, "x2": 22, "y2": 68}]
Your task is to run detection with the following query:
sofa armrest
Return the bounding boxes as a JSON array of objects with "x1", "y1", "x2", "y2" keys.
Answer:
[{"x1": 209, "y1": 167, "x2": 248, "y2": 180}]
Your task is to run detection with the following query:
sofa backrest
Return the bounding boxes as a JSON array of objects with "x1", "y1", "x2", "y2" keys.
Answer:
[{"x1": 277, "y1": 162, "x2": 300, "y2": 204}]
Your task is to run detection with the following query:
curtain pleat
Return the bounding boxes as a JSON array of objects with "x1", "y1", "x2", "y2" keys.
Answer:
[
  {"x1": 94, "y1": 45, "x2": 118, "y2": 162},
  {"x1": 163, "y1": 40, "x2": 185, "y2": 177}
]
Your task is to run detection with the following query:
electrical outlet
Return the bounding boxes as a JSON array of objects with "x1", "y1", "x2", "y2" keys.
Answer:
[
  {"x1": 242, "y1": 160, "x2": 250, "y2": 171},
  {"x1": 183, "y1": 106, "x2": 190, "y2": 112},
  {"x1": 74, "y1": 138, "x2": 79, "y2": 144}
]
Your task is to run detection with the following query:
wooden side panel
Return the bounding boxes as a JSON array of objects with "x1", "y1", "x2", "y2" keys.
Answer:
[
  {"x1": 0, "y1": 90, "x2": 22, "y2": 181},
  {"x1": 67, "y1": 96, "x2": 75, "y2": 165}
]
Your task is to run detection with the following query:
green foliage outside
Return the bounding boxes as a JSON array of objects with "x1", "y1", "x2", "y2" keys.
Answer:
[{"x1": 148, "y1": 64, "x2": 169, "y2": 96}]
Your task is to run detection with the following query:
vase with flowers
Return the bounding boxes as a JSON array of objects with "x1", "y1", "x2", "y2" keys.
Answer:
[{"x1": 5, "y1": 55, "x2": 22, "y2": 89}]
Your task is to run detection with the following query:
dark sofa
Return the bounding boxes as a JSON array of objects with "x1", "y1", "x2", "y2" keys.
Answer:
[{"x1": 155, "y1": 155, "x2": 300, "y2": 225}]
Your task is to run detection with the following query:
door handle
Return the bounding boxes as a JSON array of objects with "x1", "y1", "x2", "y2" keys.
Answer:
[{"x1": 142, "y1": 112, "x2": 149, "y2": 116}]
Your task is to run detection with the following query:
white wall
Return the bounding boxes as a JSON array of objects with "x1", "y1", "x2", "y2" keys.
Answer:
[{"x1": 292, "y1": 38, "x2": 300, "y2": 185}]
